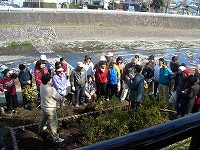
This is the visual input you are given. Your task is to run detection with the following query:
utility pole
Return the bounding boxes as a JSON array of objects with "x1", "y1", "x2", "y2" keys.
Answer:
[{"x1": 113, "y1": 0, "x2": 114, "y2": 10}]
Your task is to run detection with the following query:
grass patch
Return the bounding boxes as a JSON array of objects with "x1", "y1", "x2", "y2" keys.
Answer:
[{"x1": 0, "y1": 24, "x2": 25, "y2": 28}]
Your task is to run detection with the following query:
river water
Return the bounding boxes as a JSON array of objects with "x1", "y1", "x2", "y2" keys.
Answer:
[{"x1": 2, "y1": 48, "x2": 200, "y2": 73}]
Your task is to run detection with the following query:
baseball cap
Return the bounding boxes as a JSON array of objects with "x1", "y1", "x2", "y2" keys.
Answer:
[
  {"x1": 40, "y1": 55, "x2": 47, "y2": 61},
  {"x1": 77, "y1": 62, "x2": 84, "y2": 68},
  {"x1": 107, "y1": 52, "x2": 113, "y2": 57}
]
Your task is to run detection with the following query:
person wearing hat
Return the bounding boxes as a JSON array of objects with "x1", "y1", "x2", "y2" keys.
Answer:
[
  {"x1": 179, "y1": 75, "x2": 199, "y2": 117},
  {"x1": 194, "y1": 65, "x2": 200, "y2": 83},
  {"x1": 94, "y1": 61, "x2": 108, "y2": 101},
  {"x1": 158, "y1": 61, "x2": 173, "y2": 105},
  {"x1": 0, "y1": 69, "x2": 18, "y2": 114},
  {"x1": 52, "y1": 67, "x2": 67, "y2": 96},
  {"x1": 106, "y1": 59, "x2": 120, "y2": 101},
  {"x1": 40, "y1": 54, "x2": 52, "y2": 75},
  {"x1": 175, "y1": 67, "x2": 190, "y2": 115},
  {"x1": 106, "y1": 52, "x2": 114, "y2": 68},
  {"x1": 153, "y1": 58, "x2": 164, "y2": 96},
  {"x1": 94, "y1": 55, "x2": 107, "y2": 70},
  {"x1": 70, "y1": 62, "x2": 87, "y2": 108},
  {"x1": 192, "y1": 65, "x2": 200, "y2": 113},
  {"x1": 83, "y1": 55, "x2": 94, "y2": 77},
  {"x1": 18, "y1": 64, "x2": 32, "y2": 109}
]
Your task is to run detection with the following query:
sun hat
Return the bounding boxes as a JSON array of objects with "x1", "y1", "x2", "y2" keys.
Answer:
[
  {"x1": 178, "y1": 66, "x2": 186, "y2": 72},
  {"x1": 77, "y1": 62, "x2": 84, "y2": 68},
  {"x1": 40, "y1": 55, "x2": 47, "y2": 61},
  {"x1": 56, "y1": 67, "x2": 64, "y2": 72},
  {"x1": 196, "y1": 64, "x2": 200, "y2": 69},
  {"x1": 107, "y1": 52, "x2": 113, "y2": 57},
  {"x1": 100, "y1": 56, "x2": 106, "y2": 61}
]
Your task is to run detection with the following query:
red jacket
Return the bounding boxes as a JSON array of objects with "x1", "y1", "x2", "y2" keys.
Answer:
[
  {"x1": 95, "y1": 67, "x2": 108, "y2": 84},
  {"x1": 34, "y1": 67, "x2": 49, "y2": 91},
  {"x1": 0, "y1": 73, "x2": 17, "y2": 96}
]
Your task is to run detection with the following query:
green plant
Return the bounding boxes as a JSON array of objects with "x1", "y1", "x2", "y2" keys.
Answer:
[
  {"x1": 6, "y1": 40, "x2": 32, "y2": 47},
  {"x1": 22, "y1": 85, "x2": 38, "y2": 103},
  {"x1": 80, "y1": 94, "x2": 170, "y2": 145}
]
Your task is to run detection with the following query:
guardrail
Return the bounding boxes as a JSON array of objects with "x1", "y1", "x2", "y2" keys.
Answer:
[
  {"x1": 0, "y1": 7, "x2": 200, "y2": 19},
  {"x1": 78, "y1": 112, "x2": 200, "y2": 150}
]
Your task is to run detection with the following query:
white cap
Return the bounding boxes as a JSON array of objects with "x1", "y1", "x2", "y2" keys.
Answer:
[
  {"x1": 178, "y1": 66, "x2": 186, "y2": 72},
  {"x1": 100, "y1": 56, "x2": 106, "y2": 61},
  {"x1": 77, "y1": 62, "x2": 84, "y2": 67},
  {"x1": 40, "y1": 55, "x2": 47, "y2": 61},
  {"x1": 107, "y1": 52, "x2": 113, "y2": 57},
  {"x1": 56, "y1": 67, "x2": 64, "y2": 72}
]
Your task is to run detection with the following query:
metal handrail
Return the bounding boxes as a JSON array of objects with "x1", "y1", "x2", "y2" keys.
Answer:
[{"x1": 78, "y1": 112, "x2": 200, "y2": 150}]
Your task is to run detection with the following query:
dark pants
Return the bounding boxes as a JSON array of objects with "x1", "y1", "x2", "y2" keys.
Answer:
[
  {"x1": 22, "y1": 94, "x2": 28, "y2": 106},
  {"x1": 96, "y1": 82, "x2": 107, "y2": 100},
  {"x1": 6, "y1": 94, "x2": 18, "y2": 111},
  {"x1": 192, "y1": 104, "x2": 200, "y2": 113},
  {"x1": 75, "y1": 85, "x2": 85, "y2": 104},
  {"x1": 106, "y1": 84, "x2": 118, "y2": 99},
  {"x1": 131, "y1": 101, "x2": 140, "y2": 111},
  {"x1": 154, "y1": 81, "x2": 159, "y2": 96}
]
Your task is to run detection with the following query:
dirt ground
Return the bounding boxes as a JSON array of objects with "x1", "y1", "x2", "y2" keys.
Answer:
[{"x1": 0, "y1": 96, "x2": 128, "y2": 150}]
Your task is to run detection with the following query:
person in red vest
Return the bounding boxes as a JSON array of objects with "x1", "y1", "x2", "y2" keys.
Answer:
[{"x1": 0, "y1": 69, "x2": 18, "y2": 114}]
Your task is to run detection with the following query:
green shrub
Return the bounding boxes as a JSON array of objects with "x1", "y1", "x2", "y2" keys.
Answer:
[
  {"x1": 80, "y1": 94, "x2": 169, "y2": 145},
  {"x1": 6, "y1": 40, "x2": 32, "y2": 47},
  {"x1": 41, "y1": 2, "x2": 56, "y2": 8},
  {"x1": 22, "y1": 85, "x2": 38, "y2": 103}
]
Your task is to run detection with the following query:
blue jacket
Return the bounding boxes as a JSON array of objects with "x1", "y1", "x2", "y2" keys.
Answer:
[
  {"x1": 159, "y1": 68, "x2": 173, "y2": 86},
  {"x1": 128, "y1": 73, "x2": 144, "y2": 102},
  {"x1": 108, "y1": 67, "x2": 118, "y2": 85}
]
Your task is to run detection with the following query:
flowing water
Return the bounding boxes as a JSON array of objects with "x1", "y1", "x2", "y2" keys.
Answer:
[{"x1": 1, "y1": 48, "x2": 200, "y2": 73}]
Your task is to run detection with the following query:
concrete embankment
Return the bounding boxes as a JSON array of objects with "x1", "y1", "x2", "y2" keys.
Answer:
[{"x1": 0, "y1": 11, "x2": 200, "y2": 44}]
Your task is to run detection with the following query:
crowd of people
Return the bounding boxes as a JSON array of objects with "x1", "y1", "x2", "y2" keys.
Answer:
[{"x1": 0, "y1": 52, "x2": 200, "y2": 143}]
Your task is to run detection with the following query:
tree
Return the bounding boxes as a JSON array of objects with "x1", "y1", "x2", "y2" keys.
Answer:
[{"x1": 151, "y1": 0, "x2": 164, "y2": 13}]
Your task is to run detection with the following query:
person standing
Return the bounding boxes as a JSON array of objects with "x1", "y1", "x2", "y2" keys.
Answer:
[
  {"x1": 60, "y1": 58, "x2": 70, "y2": 79},
  {"x1": 94, "y1": 61, "x2": 108, "y2": 100},
  {"x1": 18, "y1": 64, "x2": 32, "y2": 109},
  {"x1": 83, "y1": 55, "x2": 94, "y2": 77},
  {"x1": 169, "y1": 56, "x2": 180, "y2": 95},
  {"x1": 153, "y1": 58, "x2": 164, "y2": 96},
  {"x1": 52, "y1": 67, "x2": 67, "y2": 96},
  {"x1": 180, "y1": 75, "x2": 199, "y2": 116},
  {"x1": 126, "y1": 65, "x2": 144, "y2": 111},
  {"x1": 34, "y1": 60, "x2": 49, "y2": 97},
  {"x1": 158, "y1": 61, "x2": 173, "y2": 105},
  {"x1": 40, "y1": 55, "x2": 52, "y2": 75},
  {"x1": 120, "y1": 58, "x2": 137, "y2": 102},
  {"x1": 38, "y1": 74, "x2": 64, "y2": 143},
  {"x1": 106, "y1": 59, "x2": 120, "y2": 101},
  {"x1": 142, "y1": 62, "x2": 154, "y2": 95},
  {"x1": 70, "y1": 62, "x2": 87, "y2": 108},
  {"x1": 0, "y1": 69, "x2": 18, "y2": 114}
]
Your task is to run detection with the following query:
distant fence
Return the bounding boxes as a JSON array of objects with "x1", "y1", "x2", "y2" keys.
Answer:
[
  {"x1": 78, "y1": 112, "x2": 200, "y2": 150},
  {"x1": 0, "y1": 9, "x2": 200, "y2": 29}
]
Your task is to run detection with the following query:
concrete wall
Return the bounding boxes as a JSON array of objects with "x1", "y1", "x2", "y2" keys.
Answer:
[{"x1": 0, "y1": 11, "x2": 200, "y2": 29}]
